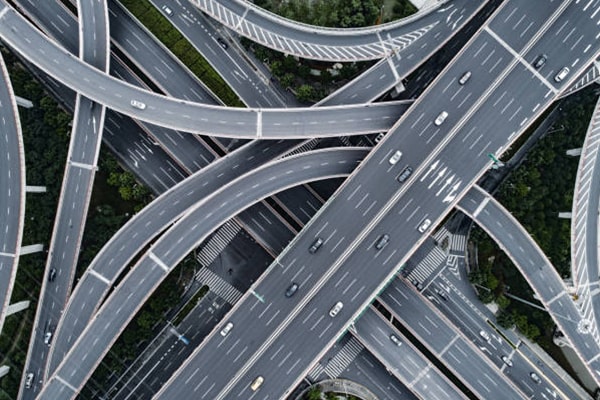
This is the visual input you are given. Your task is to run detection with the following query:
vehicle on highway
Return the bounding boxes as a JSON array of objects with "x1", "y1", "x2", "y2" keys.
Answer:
[
  {"x1": 130, "y1": 99, "x2": 146, "y2": 110},
  {"x1": 220, "y1": 321, "x2": 234, "y2": 337},
  {"x1": 48, "y1": 268, "x2": 57, "y2": 282},
  {"x1": 374, "y1": 132, "x2": 385, "y2": 144},
  {"x1": 458, "y1": 71, "x2": 472, "y2": 85},
  {"x1": 44, "y1": 330, "x2": 52, "y2": 345},
  {"x1": 529, "y1": 372, "x2": 542, "y2": 384},
  {"x1": 434, "y1": 111, "x2": 448, "y2": 126},
  {"x1": 501, "y1": 355, "x2": 513, "y2": 367},
  {"x1": 162, "y1": 5, "x2": 173, "y2": 16},
  {"x1": 309, "y1": 237, "x2": 324, "y2": 254},
  {"x1": 533, "y1": 54, "x2": 547, "y2": 69},
  {"x1": 434, "y1": 288, "x2": 448, "y2": 301},
  {"x1": 285, "y1": 282, "x2": 299, "y2": 297},
  {"x1": 479, "y1": 330, "x2": 490, "y2": 342},
  {"x1": 389, "y1": 334, "x2": 402, "y2": 346},
  {"x1": 374, "y1": 234, "x2": 390, "y2": 250},
  {"x1": 250, "y1": 376, "x2": 264, "y2": 391},
  {"x1": 397, "y1": 166, "x2": 413, "y2": 183},
  {"x1": 554, "y1": 67, "x2": 570, "y2": 82},
  {"x1": 25, "y1": 372, "x2": 34, "y2": 389},
  {"x1": 217, "y1": 37, "x2": 229, "y2": 50},
  {"x1": 388, "y1": 150, "x2": 403, "y2": 165},
  {"x1": 418, "y1": 218, "x2": 431, "y2": 233},
  {"x1": 329, "y1": 301, "x2": 344, "y2": 317},
  {"x1": 411, "y1": 279, "x2": 423, "y2": 291}
]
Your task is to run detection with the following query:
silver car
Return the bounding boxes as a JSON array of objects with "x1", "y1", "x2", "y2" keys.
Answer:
[
  {"x1": 418, "y1": 219, "x2": 431, "y2": 233},
  {"x1": 329, "y1": 301, "x2": 343, "y2": 317}
]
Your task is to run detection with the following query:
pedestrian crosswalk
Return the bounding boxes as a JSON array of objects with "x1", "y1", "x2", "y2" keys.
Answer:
[
  {"x1": 406, "y1": 246, "x2": 447, "y2": 284},
  {"x1": 282, "y1": 139, "x2": 320, "y2": 157},
  {"x1": 195, "y1": 268, "x2": 243, "y2": 305},
  {"x1": 450, "y1": 234, "x2": 466, "y2": 253},
  {"x1": 195, "y1": 221, "x2": 242, "y2": 268},
  {"x1": 432, "y1": 226, "x2": 450, "y2": 243},
  {"x1": 323, "y1": 337, "x2": 364, "y2": 379}
]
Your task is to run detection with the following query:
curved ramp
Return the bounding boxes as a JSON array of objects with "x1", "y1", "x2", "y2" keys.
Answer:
[
  {"x1": 458, "y1": 185, "x2": 600, "y2": 386},
  {"x1": 191, "y1": 0, "x2": 443, "y2": 61},
  {"x1": 38, "y1": 148, "x2": 366, "y2": 399},
  {"x1": 570, "y1": 95, "x2": 600, "y2": 349},
  {"x1": 0, "y1": 49, "x2": 26, "y2": 334},
  {"x1": 0, "y1": 6, "x2": 408, "y2": 138}
]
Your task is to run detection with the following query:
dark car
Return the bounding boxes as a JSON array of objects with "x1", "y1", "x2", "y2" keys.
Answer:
[
  {"x1": 48, "y1": 268, "x2": 57, "y2": 282},
  {"x1": 309, "y1": 237, "x2": 324, "y2": 254},
  {"x1": 397, "y1": 166, "x2": 413, "y2": 183},
  {"x1": 533, "y1": 54, "x2": 547, "y2": 69},
  {"x1": 374, "y1": 234, "x2": 390, "y2": 250},
  {"x1": 285, "y1": 282, "x2": 299, "y2": 297},
  {"x1": 411, "y1": 279, "x2": 423, "y2": 291},
  {"x1": 216, "y1": 37, "x2": 228, "y2": 50}
]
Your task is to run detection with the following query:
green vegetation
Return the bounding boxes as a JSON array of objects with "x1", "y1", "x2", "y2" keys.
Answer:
[
  {"x1": 118, "y1": 0, "x2": 244, "y2": 107},
  {"x1": 469, "y1": 87, "x2": 598, "y2": 346}
]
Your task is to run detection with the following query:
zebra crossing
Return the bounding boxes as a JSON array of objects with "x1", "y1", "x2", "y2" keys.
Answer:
[
  {"x1": 194, "y1": 268, "x2": 243, "y2": 305},
  {"x1": 406, "y1": 246, "x2": 447, "y2": 284},
  {"x1": 195, "y1": 221, "x2": 242, "y2": 268},
  {"x1": 450, "y1": 234, "x2": 466, "y2": 253},
  {"x1": 281, "y1": 139, "x2": 320, "y2": 157},
  {"x1": 323, "y1": 337, "x2": 364, "y2": 379},
  {"x1": 432, "y1": 226, "x2": 450, "y2": 244}
]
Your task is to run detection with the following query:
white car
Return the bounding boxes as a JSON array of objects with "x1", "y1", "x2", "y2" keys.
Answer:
[
  {"x1": 388, "y1": 150, "x2": 403, "y2": 165},
  {"x1": 418, "y1": 219, "x2": 431, "y2": 233},
  {"x1": 479, "y1": 330, "x2": 490, "y2": 342},
  {"x1": 554, "y1": 67, "x2": 569, "y2": 82},
  {"x1": 434, "y1": 111, "x2": 448, "y2": 126},
  {"x1": 44, "y1": 331, "x2": 52, "y2": 345},
  {"x1": 130, "y1": 99, "x2": 146, "y2": 110},
  {"x1": 25, "y1": 372, "x2": 34, "y2": 389},
  {"x1": 162, "y1": 5, "x2": 174, "y2": 16},
  {"x1": 501, "y1": 355, "x2": 513, "y2": 367},
  {"x1": 329, "y1": 301, "x2": 344, "y2": 317},
  {"x1": 220, "y1": 321, "x2": 234, "y2": 337},
  {"x1": 374, "y1": 132, "x2": 385, "y2": 144}
]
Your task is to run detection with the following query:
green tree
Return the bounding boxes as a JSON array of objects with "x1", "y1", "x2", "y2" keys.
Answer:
[{"x1": 296, "y1": 84, "x2": 315, "y2": 102}]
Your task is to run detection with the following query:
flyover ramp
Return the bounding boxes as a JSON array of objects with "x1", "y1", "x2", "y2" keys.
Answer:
[
  {"x1": 457, "y1": 185, "x2": 600, "y2": 384},
  {"x1": 190, "y1": 0, "x2": 444, "y2": 61},
  {"x1": 153, "y1": 0, "x2": 600, "y2": 397},
  {"x1": 0, "y1": 5, "x2": 408, "y2": 138},
  {"x1": 570, "y1": 95, "x2": 600, "y2": 342},
  {"x1": 353, "y1": 306, "x2": 469, "y2": 400},
  {"x1": 0, "y1": 50, "x2": 26, "y2": 334},
  {"x1": 36, "y1": 148, "x2": 365, "y2": 399},
  {"x1": 47, "y1": 140, "x2": 307, "y2": 373}
]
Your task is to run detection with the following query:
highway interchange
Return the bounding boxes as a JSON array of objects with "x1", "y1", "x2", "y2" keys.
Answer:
[{"x1": 1, "y1": 0, "x2": 600, "y2": 399}]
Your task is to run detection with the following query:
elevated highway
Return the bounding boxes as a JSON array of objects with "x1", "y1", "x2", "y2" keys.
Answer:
[
  {"x1": 149, "y1": 1, "x2": 600, "y2": 397},
  {"x1": 570, "y1": 95, "x2": 600, "y2": 344},
  {"x1": 458, "y1": 185, "x2": 600, "y2": 382},
  {"x1": 35, "y1": 147, "x2": 365, "y2": 399},
  {"x1": 190, "y1": 0, "x2": 443, "y2": 61},
  {"x1": 0, "y1": 5, "x2": 408, "y2": 138},
  {"x1": 18, "y1": 0, "x2": 111, "y2": 396},
  {"x1": 0, "y1": 50, "x2": 26, "y2": 334}
]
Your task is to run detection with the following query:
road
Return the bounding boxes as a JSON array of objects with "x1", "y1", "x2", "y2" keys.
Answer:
[
  {"x1": 0, "y1": 50, "x2": 26, "y2": 333},
  {"x1": 36, "y1": 148, "x2": 364, "y2": 399},
  {"x1": 354, "y1": 306, "x2": 468, "y2": 400},
  {"x1": 150, "y1": 0, "x2": 600, "y2": 398},
  {"x1": 458, "y1": 185, "x2": 600, "y2": 381},
  {"x1": 190, "y1": 0, "x2": 443, "y2": 61},
  {"x1": 18, "y1": 0, "x2": 110, "y2": 396}
]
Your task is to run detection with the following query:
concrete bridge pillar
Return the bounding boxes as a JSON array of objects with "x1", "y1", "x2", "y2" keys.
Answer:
[
  {"x1": 6, "y1": 300, "x2": 30, "y2": 317},
  {"x1": 0, "y1": 365, "x2": 9, "y2": 379},
  {"x1": 25, "y1": 186, "x2": 47, "y2": 193},
  {"x1": 15, "y1": 95, "x2": 33, "y2": 108},
  {"x1": 566, "y1": 148, "x2": 582, "y2": 156},
  {"x1": 558, "y1": 212, "x2": 572, "y2": 219},
  {"x1": 20, "y1": 244, "x2": 44, "y2": 255}
]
